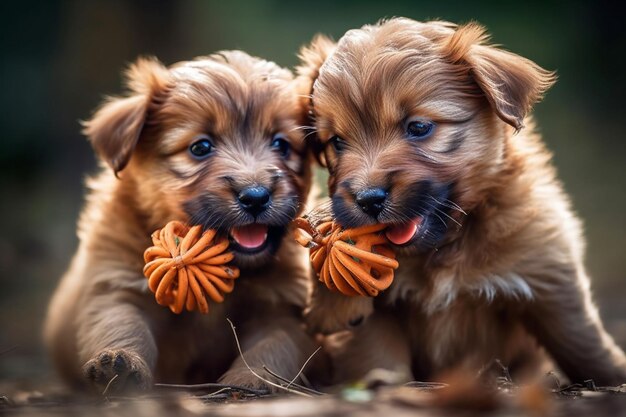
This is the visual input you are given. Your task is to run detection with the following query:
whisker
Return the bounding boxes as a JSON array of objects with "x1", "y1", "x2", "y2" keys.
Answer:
[
  {"x1": 423, "y1": 203, "x2": 449, "y2": 230},
  {"x1": 290, "y1": 125, "x2": 315, "y2": 133},
  {"x1": 403, "y1": 206, "x2": 425, "y2": 220},
  {"x1": 429, "y1": 195, "x2": 467, "y2": 215},
  {"x1": 424, "y1": 201, "x2": 462, "y2": 228},
  {"x1": 384, "y1": 205, "x2": 413, "y2": 224}
]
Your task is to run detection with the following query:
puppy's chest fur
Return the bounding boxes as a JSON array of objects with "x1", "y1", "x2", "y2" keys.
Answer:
[
  {"x1": 374, "y1": 254, "x2": 536, "y2": 369},
  {"x1": 382, "y1": 254, "x2": 534, "y2": 315}
]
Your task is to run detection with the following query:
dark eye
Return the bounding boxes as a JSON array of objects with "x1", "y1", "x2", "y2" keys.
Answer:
[
  {"x1": 271, "y1": 134, "x2": 290, "y2": 158},
  {"x1": 189, "y1": 135, "x2": 214, "y2": 159},
  {"x1": 407, "y1": 120, "x2": 435, "y2": 140},
  {"x1": 329, "y1": 135, "x2": 346, "y2": 153}
]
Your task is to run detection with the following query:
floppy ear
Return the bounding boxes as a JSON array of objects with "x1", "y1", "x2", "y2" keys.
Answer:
[
  {"x1": 296, "y1": 34, "x2": 336, "y2": 93},
  {"x1": 443, "y1": 23, "x2": 556, "y2": 130},
  {"x1": 295, "y1": 35, "x2": 336, "y2": 166},
  {"x1": 82, "y1": 57, "x2": 170, "y2": 174}
]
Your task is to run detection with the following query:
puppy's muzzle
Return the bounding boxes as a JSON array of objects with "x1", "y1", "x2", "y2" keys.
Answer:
[
  {"x1": 237, "y1": 186, "x2": 271, "y2": 217},
  {"x1": 355, "y1": 187, "x2": 388, "y2": 218}
]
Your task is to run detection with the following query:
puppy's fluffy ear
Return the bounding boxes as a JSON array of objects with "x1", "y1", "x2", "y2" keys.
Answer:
[
  {"x1": 82, "y1": 57, "x2": 170, "y2": 174},
  {"x1": 296, "y1": 34, "x2": 336, "y2": 88},
  {"x1": 443, "y1": 23, "x2": 556, "y2": 130},
  {"x1": 296, "y1": 35, "x2": 336, "y2": 166}
]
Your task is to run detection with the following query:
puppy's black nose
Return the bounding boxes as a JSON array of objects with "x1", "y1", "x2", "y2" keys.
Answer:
[
  {"x1": 355, "y1": 187, "x2": 387, "y2": 217},
  {"x1": 238, "y1": 186, "x2": 271, "y2": 216}
]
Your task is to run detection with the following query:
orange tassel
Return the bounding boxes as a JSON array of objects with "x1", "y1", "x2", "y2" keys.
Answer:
[
  {"x1": 294, "y1": 217, "x2": 399, "y2": 297},
  {"x1": 143, "y1": 221, "x2": 239, "y2": 314}
]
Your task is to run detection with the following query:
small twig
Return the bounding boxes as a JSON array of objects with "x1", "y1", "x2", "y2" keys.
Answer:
[
  {"x1": 193, "y1": 387, "x2": 231, "y2": 399},
  {"x1": 287, "y1": 346, "x2": 322, "y2": 389},
  {"x1": 194, "y1": 393, "x2": 229, "y2": 400},
  {"x1": 545, "y1": 371, "x2": 561, "y2": 390},
  {"x1": 550, "y1": 381, "x2": 586, "y2": 398},
  {"x1": 154, "y1": 382, "x2": 267, "y2": 396},
  {"x1": 584, "y1": 379, "x2": 598, "y2": 391},
  {"x1": 102, "y1": 374, "x2": 119, "y2": 397},
  {"x1": 262, "y1": 366, "x2": 324, "y2": 396},
  {"x1": 494, "y1": 359, "x2": 513, "y2": 383},
  {"x1": 404, "y1": 381, "x2": 448, "y2": 390},
  {"x1": 557, "y1": 383, "x2": 584, "y2": 393},
  {"x1": 476, "y1": 358, "x2": 515, "y2": 390},
  {"x1": 226, "y1": 318, "x2": 312, "y2": 397},
  {"x1": 300, "y1": 373, "x2": 313, "y2": 389}
]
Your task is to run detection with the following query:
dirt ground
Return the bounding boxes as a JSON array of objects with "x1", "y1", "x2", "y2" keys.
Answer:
[{"x1": 2, "y1": 374, "x2": 626, "y2": 417}]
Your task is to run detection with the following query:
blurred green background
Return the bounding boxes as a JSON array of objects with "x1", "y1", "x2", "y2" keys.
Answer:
[{"x1": 1, "y1": 0, "x2": 624, "y2": 384}]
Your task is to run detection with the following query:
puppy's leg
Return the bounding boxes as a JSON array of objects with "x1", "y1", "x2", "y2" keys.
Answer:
[
  {"x1": 305, "y1": 275, "x2": 374, "y2": 334},
  {"x1": 525, "y1": 268, "x2": 626, "y2": 385},
  {"x1": 77, "y1": 295, "x2": 156, "y2": 393},
  {"x1": 327, "y1": 312, "x2": 412, "y2": 385},
  {"x1": 219, "y1": 313, "x2": 320, "y2": 392}
]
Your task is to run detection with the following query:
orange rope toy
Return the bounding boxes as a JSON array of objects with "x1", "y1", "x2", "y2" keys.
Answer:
[
  {"x1": 294, "y1": 216, "x2": 399, "y2": 297},
  {"x1": 143, "y1": 221, "x2": 240, "y2": 314}
]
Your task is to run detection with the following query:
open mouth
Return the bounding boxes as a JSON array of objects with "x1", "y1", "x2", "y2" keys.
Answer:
[
  {"x1": 385, "y1": 216, "x2": 424, "y2": 246},
  {"x1": 229, "y1": 223, "x2": 270, "y2": 254}
]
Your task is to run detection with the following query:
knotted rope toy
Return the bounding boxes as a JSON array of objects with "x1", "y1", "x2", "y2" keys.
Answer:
[
  {"x1": 294, "y1": 213, "x2": 399, "y2": 297},
  {"x1": 143, "y1": 221, "x2": 240, "y2": 314}
]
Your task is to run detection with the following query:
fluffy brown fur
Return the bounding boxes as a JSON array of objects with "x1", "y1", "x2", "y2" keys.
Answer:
[
  {"x1": 44, "y1": 51, "x2": 319, "y2": 393},
  {"x1": 298, "y1": 18, "x2": 626, "y2": 385}
]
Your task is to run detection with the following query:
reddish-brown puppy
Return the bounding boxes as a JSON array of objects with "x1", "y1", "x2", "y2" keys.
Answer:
[
  {"x1": 298, "y1": 18, "x2": 626, "y2": 385},
  {"x1": 45, "y1": 51, "x2": 317, "y2": 392}
]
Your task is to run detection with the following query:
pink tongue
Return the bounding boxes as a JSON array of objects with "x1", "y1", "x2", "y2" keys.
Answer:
[
  {"x1": 231, "y1": 224, "x2": 269, "y2": 249},
  {"x1": 385, "y1": 218, "x2": 422, "y2": 245}
]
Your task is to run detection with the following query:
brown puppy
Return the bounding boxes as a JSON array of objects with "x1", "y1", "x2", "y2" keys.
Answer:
[
  {"x1": 298, "y1": 18, "x2": 626, "y2": 385},
  {"x1": 44, "y1": 51, "x2": 318, "y2": 393}
]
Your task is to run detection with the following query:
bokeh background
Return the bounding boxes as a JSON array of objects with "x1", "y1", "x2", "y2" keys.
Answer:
[{"x1": 1, "y1": 0, "x2": 624, "y2": 385}]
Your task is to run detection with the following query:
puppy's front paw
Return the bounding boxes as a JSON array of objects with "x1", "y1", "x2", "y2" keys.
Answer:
[{"x1": 82, "y1": 349, "x2": 152, "y2": 394}]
